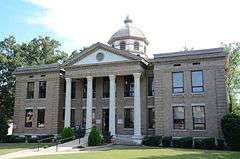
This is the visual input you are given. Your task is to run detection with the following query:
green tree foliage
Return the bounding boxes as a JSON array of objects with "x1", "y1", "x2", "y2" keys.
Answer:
[
  {"x1": 0, "y1": 35, "x2": 68, "y2": 122},
  {"x1": 88, "y1": 127, "x2": 102, "y2": 146},
  {"x1": 221, "y1": 113, "x2": 240, "y2": 150},
  {"x1": 0, "y1": 112, "x2": 9, "y2": 141},
  {"x1": 223, "y1": 43, "x2": 240, "y2": 113}
]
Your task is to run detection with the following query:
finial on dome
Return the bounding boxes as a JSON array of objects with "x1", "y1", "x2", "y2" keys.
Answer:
[{"x1": 124, "y1": 15, "x2": 132, "y2": 27}]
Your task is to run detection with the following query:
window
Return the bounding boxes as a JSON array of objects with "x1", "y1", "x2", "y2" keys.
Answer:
[
  {"x1": 25, "y1": 109, "x2": 33, "y2": 127},
  {"x1": 82, "y1": 78, "x2": 87, "y2": 98},
  {"x1": 148, "y1": 108, "x2": 155, "y2": 129},
  {"x1": 71, "y1": 109, "x2": 75, "y2": 127},
  {"x1": 39, "y1": 81, "x2": 46, "y2": 98},
  {"x1": 120, "y1": 41, "x2": 126, "y2": 50},
  {"x1": 81, "y1": 109, "x2": 95, "y2": 128},
  {"x1": 148, "y1": 77, "x2": 154, "y2": 96},
  {"x1": 103, "y1": 77, "x2": 110, "y2": 98},
  {"x1": 124, "y1": 75, "x2": 134, "y2": 97},
  {"x1": 191, "y1": 70, "x2": 204, "y2": 93},
  {"x1": 192, "y1": 106, "x2": 206, "y2": 130},
  {"x1": 124, "y1": 108, "x2": 134, "y2": 128},
  {"x1": 27, "y1": 82, "x2": 34, "y2": 99},
  {"x1": 37, "y1": 109, "x2": 45, "y2": 128},
  {"x1": 82, "y1": 78, "x2": 96, "y2": 98},
  {"x1": 134, "y1": 41, "x2": 139, "y2": 51},
  {"x1": 172, "y1": 72, "x2": 184, "y2": 93},
  {"x1": 173, "y1": 106, "x2": 185, "y2": 129},
  {"x1": 71, "y1": 81, "x2": 76, "y2": 99}
]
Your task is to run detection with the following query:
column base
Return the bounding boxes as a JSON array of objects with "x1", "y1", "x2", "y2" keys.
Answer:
[{"x1": 132, "y1": 135, "x2": 143, "y2": 145}]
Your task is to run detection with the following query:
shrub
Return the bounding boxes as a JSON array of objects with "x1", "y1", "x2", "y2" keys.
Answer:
[
  {"x1": 103, "y1": 131, "x2": 113, "y2": 143},
  {"x1": 194, "y1": 138, "x2": 204, "y2": 149},
  {"x1": 221, "y1": 113, "x2": 240, "y2": 150},
  {"x1": 202, "y1": 138, "x2": 215, "y2": 149},
  {"x1": 180, "y1": 137, "x2": 193, "y2": 148},
  {"x1": 88, "y1": 127, "x2": 102, "y2": 146},
  {"x1": 217, "y1": 138, "x2": 225, "y2": 150},
  {"x1": 142, "y1": 136, "x2": 162, "y2": 147},
  {"x1": 172, "y1": 138, "x2": 181, "y2": 147},
  {"x1": 61, "y1": 127, "x2": 74, "y2": 139},
  {"x1": 162, "y1": 136, "x2": 172, "y2": 147},
  {"x1": 0, "y1": 113, "x2": 9, "y2": 141}
]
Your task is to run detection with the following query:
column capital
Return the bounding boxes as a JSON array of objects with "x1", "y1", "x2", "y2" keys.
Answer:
[
  {"x1": 65, "y1": 77, "x2": 72, "y2": 81},
  {"x1": 86, "y1": 76, "x2": 93, "y2": 80},
  {"x1": 109, "y1": 75, "x2": 116, "y2": 80},
  {"x1": 133, "y1": 72, "x2": 141, "y2": 79}
]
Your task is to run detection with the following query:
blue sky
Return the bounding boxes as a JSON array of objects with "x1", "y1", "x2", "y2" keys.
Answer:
[{"x1": 1, "y1": 0, "x2": 240, "y2": 56}]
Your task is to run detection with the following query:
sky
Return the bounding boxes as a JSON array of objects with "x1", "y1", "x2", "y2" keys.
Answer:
[{"x1": 1, "y1": 0, "x2": 240, "y2": 56}]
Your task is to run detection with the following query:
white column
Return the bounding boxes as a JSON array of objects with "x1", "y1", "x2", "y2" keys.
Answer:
[
  {"x1": 133, "y1": 73, "x2": 142, "y2": 137},
  {"x1": 64, "y1": 77, "x2": 71, "y2": 128},
  {"x1": 109, "y1": 75, "x2": 116, "y2": 137},
  {"x1": 86, "y1": 76, "x2": 93, "y2": 134}
]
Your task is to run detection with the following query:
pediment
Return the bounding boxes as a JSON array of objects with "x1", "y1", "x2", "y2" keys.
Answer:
[{"x1": 64, "y1": 42, "x2": 142, "y2": 67}]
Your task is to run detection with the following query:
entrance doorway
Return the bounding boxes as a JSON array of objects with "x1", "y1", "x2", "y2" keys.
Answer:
[{"x1": 102, "y1": 109, "x2": 109, "y2": 133}]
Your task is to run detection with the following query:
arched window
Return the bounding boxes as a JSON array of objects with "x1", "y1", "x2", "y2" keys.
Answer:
[
  {"x1": 120, "y1": 41, "x2": 126, "y2": 50},
  {"x1": 134, "y1": 41, "x2": 139, "y2": 51}
]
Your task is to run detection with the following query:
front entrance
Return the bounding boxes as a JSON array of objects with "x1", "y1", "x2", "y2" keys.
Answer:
[{"x1": 102, "y1": 109, "x2": 109, "y2": 133}]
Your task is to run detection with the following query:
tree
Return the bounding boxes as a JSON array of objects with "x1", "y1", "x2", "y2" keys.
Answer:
[
  {"x1": 223, "y1": 43, "x2": 240, "y2": 113},
  {"x1": 0, "y1": 35, "x2": 68, "y2": 122},
  {"x1": 0, "y1": 112, "x2": 9, "y2": 140}
]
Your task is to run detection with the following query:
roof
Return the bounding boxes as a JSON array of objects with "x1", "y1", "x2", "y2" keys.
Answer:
[
  {"x1": 108, "y1": 17, "x2": 148, "y2": 44},
  {"x1": 14, "y1": 63, "x2": 62, "y2": 74},
  {"x1": 154, "y1": 47, "x2": 225, "y2": 59}
]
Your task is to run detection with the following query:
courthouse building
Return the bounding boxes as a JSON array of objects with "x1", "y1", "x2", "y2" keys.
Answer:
[{"x1": 13, "y1": 17, "x2": 228, "y2": 143}]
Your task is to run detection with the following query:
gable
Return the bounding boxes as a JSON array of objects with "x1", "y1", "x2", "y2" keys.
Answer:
[{"x1": 73, "y1": 49, "x2": 129, "y2": 66}]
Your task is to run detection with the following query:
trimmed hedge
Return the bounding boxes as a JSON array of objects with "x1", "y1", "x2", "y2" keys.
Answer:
[
  {"x1": 142, "y1": 136, "x2": 162, "y2": 147},
  {"x1": 194, "y1": 138, "x2": 216, "y2": 149},
  {"x1": 172, "y1": 137, "x2": 193, "y2": 148},
  {"x1": 162, "y1": 136, "x2": 172, "y2": 147},
  {"x1": 194, "y1": 138, "x2": 204, "y2": 149},
  {"x1": 221, "y1": 113, "x2": 240, "y2": 150},
  {"x1": 217, "y1": 138, "x2": 225, "y2": 150}
]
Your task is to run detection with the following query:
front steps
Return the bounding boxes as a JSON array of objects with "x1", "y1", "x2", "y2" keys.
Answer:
[{"x1": 114, "y1": 135, "x2": 142, "y2": 145}]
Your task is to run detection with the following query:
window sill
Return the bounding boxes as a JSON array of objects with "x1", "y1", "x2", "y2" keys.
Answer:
[
  {"x1": 191, "y1": 92, "x2": 205, "y2": 96},
  {"x1": 102, "y1": 97, "x2": 110, "y2": 100},
  {"x1": 124, "y1": 97, "x2": 134, "y2": 99},
  {"x1": 26, "y1": 98, "x2": 34, "y2": 100},
  {"x1": 147, "y1": 96, "x2": 154, "y2": 98},
  {"x1": 172, "y1": 93, "x2": 185, "y2": 97},
  {"x1": 123, "y1": 128, "x2": 134, "y2": 130},
  {"x1": 192, "y1": 129, "x2": 206, "y2": 132},
  {"x1": 148, "y1": 128, "x2": 155, "y2": 130},
  {"x1": 172, "y1": 129, "x2": 187, "y2": 131}
]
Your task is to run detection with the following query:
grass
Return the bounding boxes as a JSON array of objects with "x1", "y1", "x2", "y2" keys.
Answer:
[
  {"x1": 0, "y1": 143, "x2": 54, "y2": 155},
  {"x1": 20, "y1": 147, "x2": 240, "y2": 159}
]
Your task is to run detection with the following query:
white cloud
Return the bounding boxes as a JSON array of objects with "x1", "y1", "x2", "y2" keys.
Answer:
[{"x1": 25, "y1": 0, "x2": 240, "y2": 56}]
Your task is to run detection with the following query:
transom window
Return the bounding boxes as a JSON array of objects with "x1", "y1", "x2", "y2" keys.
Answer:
[
  {"x1": 39, "y1": 81, "x2": 47, "y2": 98},
  {"x1": 191, "y1": 70, "x2": 204, "y2": 93},
  {"x1": 27, "y1": 82, "x2": 34, "y2": 99},
  {"x1": 192, "y1": 106, "x2": 206, "y2": 130},
  {"x1": 134, "y1": 41, "x2": 139, "y2": 51},
  {"x1": 148, "y1": 76, "x2": 154, "y2": 96},
  {"x1": 172, "y1": 72, "x2": 184, "y2": 93},
  {"x1": 120, "y1": 41, "x2": 126, "y2": 50},
  {"x1": 124, "y1": 108, "x2": 134, "y2": 128},
  {"x1": 173, "y1": 106, "x2": 185, "y2": 129},
  {"x1": 103, "y1": 77, "x2": 110, "y2": 98},
  {"x1": 124, "y1": 75, "x2": 134, "y2": 97}
]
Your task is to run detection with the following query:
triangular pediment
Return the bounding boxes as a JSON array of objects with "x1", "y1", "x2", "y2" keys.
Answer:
[{"x1": 64, "y1": 42, "x2": 142, "y2": 66}]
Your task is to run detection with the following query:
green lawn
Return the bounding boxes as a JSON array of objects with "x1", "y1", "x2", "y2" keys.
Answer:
[
  {"x1": 21, "y1": 148, "x2": 240, "y2": 159},
  {"x1": 0, "y1": 143, "x2": 53, "y2": 155}
]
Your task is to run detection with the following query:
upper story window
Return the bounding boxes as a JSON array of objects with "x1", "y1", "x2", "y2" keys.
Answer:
[
  {"x1": 172, "y1": 72, "x2": 184, "y2": 94},
  {"x1": 134, "y1": 41, "x2": 139, "y2": 51},
  {"x1": 124, "y1": 75, "x2": 134, "y2": 97},
  {"x1": 71, "y1": 81, "x2": 76, "y2": 99},
  {"x1": 39, "y1": 81, "x2": 47, "y2": 98},
  {"x1": 148, "y1": 76, "x2": 154, "y2": 96},
  {"x1": 173, "y1": 106, "x2": 185, "y2": 130},
  {"x1": 191, "y1": 70, "x2": 204, "y2": 93},
  {"x1": 27, "y1": 82, "x2": 34, "y2": 99},
  {"x1": 82, "y1": 78, "x2": 96, "y2": 98},
  {"x1": 192, "y1": 106, "x2": 206, "y2": 130},
  {"x1": 103, "y1": 77, "x2": 110, "y2": 98},
  {"x1": 120, "y1": 41, "x2": 126, "y2": 50}
]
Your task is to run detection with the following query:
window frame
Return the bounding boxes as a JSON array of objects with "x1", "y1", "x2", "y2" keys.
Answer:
[
  {"x1": 102, "y1": 77, "x2": 110, "y2": 98},
  {"x1": 148, "y1": 76, "x2": 154, "y2": 96},
  {"x1": 124, "y1": 75, "x2": 134, "y2": 97},
  {"x1": 71, "y1": 81, "x2": 76, "y2": 99},
  {"x1": 191, "y1": 70, "x2": 204, "y2": 93},
  {"x1": 192, "y1": 106, "x2": 206, "y2": 130},
  {"x1": 172, "y1": 72, "x2": 184, "y2": 94},
  {"x1": 124, "y1": 108, "x2": 134, "y2": 128},
  {"x1": 148, "y1": 107, "x2": 155, "y2": 129},
  {"x1": 134, "y1": 41, "x2": 140, "y2": 51},
  {"x1": 38, "y1": 81, "x2": 47, "y2": 98},
  {"x1": 37, "y1": 108, "x2": 45, "y2": 128},
  {"x1": 120, "y1": 41, "x2": 126, "y2": 50},
  {"x1": 172, "y1": 106, "x2": 185, "y2": 130},
  {"x1": 25, "y1": 109, "x2": 33, "y2": 128},
  {"x1": 27, "y1": 82, "x2": 34, "y2": 99}
]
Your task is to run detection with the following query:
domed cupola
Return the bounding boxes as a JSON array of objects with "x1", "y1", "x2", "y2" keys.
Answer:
[{"x1": 108, "y1": 16, "x2": 149, "y2": 58}]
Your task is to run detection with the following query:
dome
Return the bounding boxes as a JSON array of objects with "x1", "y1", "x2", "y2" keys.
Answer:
[{"x1": 108, "y1": 17, "x2": 149, "y2": 45}]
